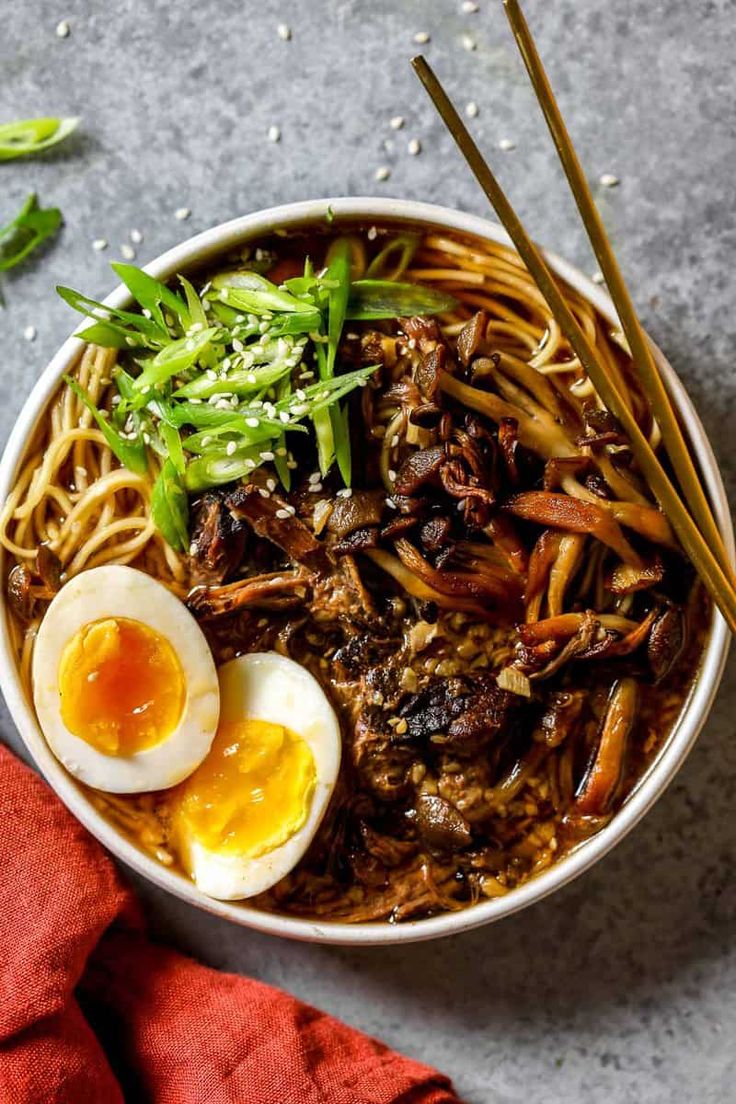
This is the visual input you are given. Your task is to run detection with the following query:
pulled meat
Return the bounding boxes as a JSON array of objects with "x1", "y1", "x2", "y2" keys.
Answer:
[
  {"x1": 226, "y1": 484, "x2": 327, "y2": 570},
  {"x1": 190, "y1": 491, "x2": 246, "y2": 585}
]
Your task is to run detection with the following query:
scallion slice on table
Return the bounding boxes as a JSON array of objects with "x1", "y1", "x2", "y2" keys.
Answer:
[
  {"x1": 0, "y1": 117, "x2": 78, "y2": 161},
  {"x1": 0, "y1": 194, "x2": 61, "y2": 272}
]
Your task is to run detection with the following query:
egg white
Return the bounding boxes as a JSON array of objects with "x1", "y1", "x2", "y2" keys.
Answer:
[
  {"x1": 32, "y1": 565, "x2": 220, "y2": 793},
  {"x1": 176, "y1": 651, "x2": 341, "y2": 901}
]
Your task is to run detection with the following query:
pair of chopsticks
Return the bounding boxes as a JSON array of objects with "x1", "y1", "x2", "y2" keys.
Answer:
[{"x1": 411, "y1": 0, "x2": 736, "y2": 634}]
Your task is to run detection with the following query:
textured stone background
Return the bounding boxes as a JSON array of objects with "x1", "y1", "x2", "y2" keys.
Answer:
[{"x1": 2, "y1": 2, "x2": 735, "y2": 1101}]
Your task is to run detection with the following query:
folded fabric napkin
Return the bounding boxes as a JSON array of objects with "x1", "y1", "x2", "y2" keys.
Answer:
[{"x1": 0, "y1": 744, "x2": 459, "y2": 1104}]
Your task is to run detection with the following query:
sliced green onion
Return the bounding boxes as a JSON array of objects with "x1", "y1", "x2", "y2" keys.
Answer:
[
  {"x1": 0, "y1": 117, "x2": 79, "y2": 161},
  {"x1": 211, "y1": 270, "x2": 317, "y2": 314},
  {"x1": 64, "y1": 375, "x2": 148, "y2": 474},
  {"x1": 365, "y1": 234, "x2": 419, "y2": 281},
  {"x1": 346, "y1": 279, "x2": 458, "y2": 320},
  {"x1": 151, "y1": 459, "x2": 189, "y2": 550},
  {"x1": 111, "y1": 262, "x2": 189, "y2": 333},
  {"x1": 0, "y1": 194, "x2": 61, "y2": 272},
  {"x1": 184, "y1": 448, "x2": 263, "y2": 492},
  {"x1": 133, "y1": 327, "x2": 220, "y2": 392},
  {"x1": 161, "y1": 422, "x2": 186, "y2": 475},
  {"x1": 57, "y1": 284, "x2": 164, "y2": 343}
]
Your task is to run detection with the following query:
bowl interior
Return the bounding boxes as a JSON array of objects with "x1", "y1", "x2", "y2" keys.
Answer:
[{"x1": 0, "y1": 197, "x2": 731, "y2": 945}]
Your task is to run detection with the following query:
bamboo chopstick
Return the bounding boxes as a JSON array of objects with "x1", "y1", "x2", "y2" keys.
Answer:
[
  {"x1": 411, "y1": 55, "x2": 736, "y2": 634},
  {"x1": 502, "y1": 0, "x2": 732, "y2": 581}
]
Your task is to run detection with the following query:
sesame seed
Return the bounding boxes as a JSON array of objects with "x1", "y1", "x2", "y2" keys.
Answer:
[
  {"x1": 413, "y1": 31, "x2": 430, "y2": 44},
  {"x1": 386, "y1": 497, "x2": 397, "y2": 509},
  {"x1": 55, "y1": 20, "x2": 70, "y2": 37},
  {"x1": 189, "y1": 542, "x2": 198, "y2": 556},
  {"x1": 120, "y1": 244, "x2": 136, "y2": 260},
  {"x1": 275, "y1": 508, "x2": 290, "y2": 519},
  {"x1": 200, "y1": 436, "x2": 212, "y2": 446},
  {"x1": 308, "y1": 471, "x2": 321, "y2": 484},
  {"x1": 461, "y1": 0, "x2": 479, "y2": 11},
  {"x1": 111, "y1": 395, "x2": 121, "y2": 406},
  {"x1": 258, "y1": 488, "x2": 271, "y2": 498},
  {"x1": 279, "y1": 411, "x2": 290, "y2": 423},
  {"x1": 390, "y1": 434, "x2": 400, "y2": 448},
  {"x1": 268, "y1": 125, "x2": 281, "y2": 143},
  {"x1": 388, "y1": 469, "x2": 397, "y2": 481},
  {"x1": 390, "y1": 115, "x2": 405, "y2": 130},
  {"x1": 592, "y1": 271, "x2": 605, "y2": 285},
  {"x1": 130, "y1": 228, "x2": 143, "y2": 244},
  {"x1": 461, "y1": 32, "x2": 477, "y2": 50},
  {"x1": 277, "y1": 22, "x2": 291, "y2": 40},
  {"x1": 92, "y1": 238, "x2": 108, "y2": 252},
  {"x1": 600, "y1": 173, "x2": 620, "y2": 188},
  {"x1": 367, "y1": 225, "x2": 378, "y2": 240},
  {"x1": 23, "y1": 325, "x2": 37, "y2": 342},
  {"x1": 246, "y1": 417, "x2": 259, "y2": 428},
  {"x1": 266, "y1": 477, "x2": 277, "y2": 492},
  {"x1": 499, "y1": 137, "x2": 516, "y2": 151},
  {"x1": 260, "y1": 450, "x2": 275, "y2": 461},
  {"x1": 245, "y1": 458, "x2": 257, "y2": 470},
  {"x1": 290, "y1": 403, "x2": 308, "y2": 416},
  {"x1": 407, "y1": 138, "x2": 422, "y2": 156},
  {"x1": 295, "y1": 388, "x2": 306, "y2": 401},
  {"x1": 232, "y1": 338, "x2": 244, "y2": 353},
  {"x1": 465, "y1": 101, "x2": 479, "y2": 118},
  {"x1": 374, "y1": 166, "x2": 391, "y2": 182},
  {"x1": 337, "y1": 487, "x2": 353, "y2": 498},
  {"x1": 143, "y1": 432, "x2": 151, "y2": 445},
  {"x1": 174, "y1": 206, "x2": 191, "y2": 221},
  {"x1": 226, "y1": 441, "x2": 237, "y2": 455}
]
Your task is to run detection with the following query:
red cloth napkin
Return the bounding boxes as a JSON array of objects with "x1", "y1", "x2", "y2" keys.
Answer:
[{"x1": 0, "y1": 744, "x2": 459, "y2": 1104}]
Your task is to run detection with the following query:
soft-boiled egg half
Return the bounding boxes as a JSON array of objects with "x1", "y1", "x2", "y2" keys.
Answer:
[
  {"x1": 32, "y1": 565, "x2": 220, "y2": 793},
  {"x1": 169, "y1": 652, "x2": 341, "y2": 900}
]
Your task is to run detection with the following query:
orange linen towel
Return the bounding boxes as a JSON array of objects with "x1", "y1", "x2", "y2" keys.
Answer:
[{"x1": 0, "y1": 744, "x2": 459, "y2": 1104}]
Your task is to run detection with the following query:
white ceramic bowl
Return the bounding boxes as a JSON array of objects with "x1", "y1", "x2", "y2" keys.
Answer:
[{"x1": 0, "y1": 198, "x2": 731, "y2": 945}]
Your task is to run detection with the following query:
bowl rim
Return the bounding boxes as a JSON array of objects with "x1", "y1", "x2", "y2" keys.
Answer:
[{"x1": 0, "y1": 196, "x2": 731, "y2": 946}]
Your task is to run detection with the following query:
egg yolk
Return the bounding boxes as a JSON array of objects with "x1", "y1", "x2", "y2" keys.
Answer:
[
  {"x1": 58, "y1": 617, "x2": 186, "y2": 756},
  {"x1": 172, "y1": 719, "x2": 316, "y2": 858}
]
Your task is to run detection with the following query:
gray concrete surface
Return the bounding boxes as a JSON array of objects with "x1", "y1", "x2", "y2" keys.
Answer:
[{"x1": 2, "y1": 2, "x2": 735, "y2": 1101}]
